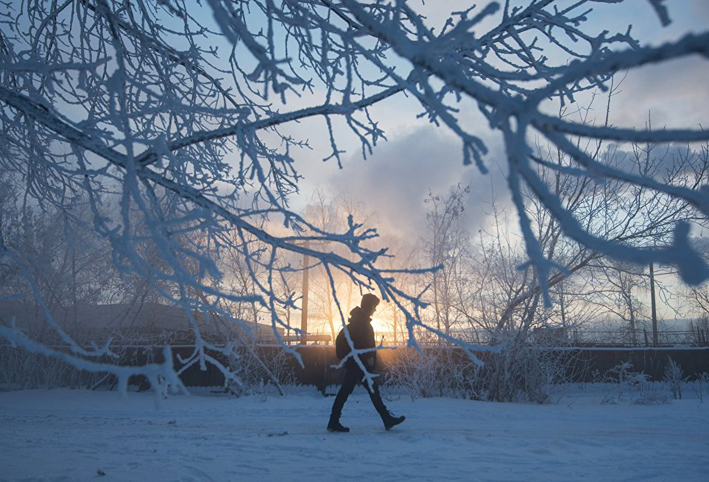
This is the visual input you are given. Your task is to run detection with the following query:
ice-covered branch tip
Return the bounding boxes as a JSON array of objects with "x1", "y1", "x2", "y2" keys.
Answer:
[
  {"x1": 134, "y1": 86, "x2": 404, "y2": 167},
  {"x1": 529, "y1": 31, "x2": 709, "y2": 106},
  {"x1": 647, "y1": 0, "x2": 672, "y2": 27}
]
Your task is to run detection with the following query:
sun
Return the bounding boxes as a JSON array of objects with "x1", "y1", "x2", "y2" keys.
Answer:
[{"x1": 370, "y1": 316, "x2": 388, "y2": 334}]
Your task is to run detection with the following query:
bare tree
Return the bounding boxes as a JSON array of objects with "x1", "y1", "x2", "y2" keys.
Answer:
[
  {"x1": 422, "y1": 185, "x2": 471, "y2": 343},
  {"x1": 375, "y1": 233, "x2": 420, "y2": 346},
  {"x1": 591, "y1": 261, "x2": 648, "y2": 345},
  {"x1": 304, "y1": 190, "x2": 343, "y2": 342}
]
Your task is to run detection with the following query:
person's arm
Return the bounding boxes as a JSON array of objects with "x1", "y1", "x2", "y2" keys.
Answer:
[{"x1": 366, "y1": 324, "x2": 376, "y2": 368}]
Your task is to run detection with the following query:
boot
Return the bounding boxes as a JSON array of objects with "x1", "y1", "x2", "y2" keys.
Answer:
[
  {"x1": 327, "y1": 413, "x2": 350, "y2": 433},
  {"x1": 382, "y1": 411, "x2": 405, "y2": 431}
]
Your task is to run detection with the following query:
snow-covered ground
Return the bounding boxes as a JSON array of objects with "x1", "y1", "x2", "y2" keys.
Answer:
[{"x1": 1, "y1": 385, "x2": 707, "y2": 481}]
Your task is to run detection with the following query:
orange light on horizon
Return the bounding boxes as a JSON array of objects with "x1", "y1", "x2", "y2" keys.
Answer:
[{"x1": 370, "y1": 316, "x2": 387, "y2": 333}]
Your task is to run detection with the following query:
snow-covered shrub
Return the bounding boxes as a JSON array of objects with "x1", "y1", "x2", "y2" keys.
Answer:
[
  {"x1": 693, "y1": 373, "x2": 709, "y2": 403},
  {"x1": 223, "y1": 341, "x2": 295, "y2": 397},
  {"x1": 600, "y1": 361, "x2": 650, "y2": 403},
  {"x1": 472, "y1": 339, "x2": 574, "y2": 404},
  {"x1": 384, "y1": 341, "x2": 574, "y2": 403},
  {"x1": 631, "y1": 393, "x2": 671, "y2": 405},
  {"x1": 663, "y1": 358, "x2": 686, "y2": 400},
  {"x1": 0, "y1": 345, "x2": 110, "y2": 391},
  {"x1": 384, "y1": 348, "x2": 477, "y2": 400}
]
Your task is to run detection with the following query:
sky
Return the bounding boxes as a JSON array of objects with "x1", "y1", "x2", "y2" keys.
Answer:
[
  {"x1": 288, "y1": 0, "x2": 709, "y2": 242},
  {"x1": 176, "y1": 0, "x2": 708, "y2": 242},
  {"x1": 255, "y1": 0, "x2": 708, "y2": 328}
]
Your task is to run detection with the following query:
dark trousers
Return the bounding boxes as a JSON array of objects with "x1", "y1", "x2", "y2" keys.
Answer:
[{"x1": 330, "y1": 364, "x2": 388, "y2": 419}]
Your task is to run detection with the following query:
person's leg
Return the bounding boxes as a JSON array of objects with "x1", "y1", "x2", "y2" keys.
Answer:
[
  {"x1": 361, "y1": 374, "x2": 388, "y2": 417},
  {"x1": 328, "y1": 366, "x2": 360, "y2": 431},
  {"x1": 361, "y1": 374, "x2": 406, "y2": 430},
  {"x1": 331, "y1": 366, "x2": 360, "y2": 416}
]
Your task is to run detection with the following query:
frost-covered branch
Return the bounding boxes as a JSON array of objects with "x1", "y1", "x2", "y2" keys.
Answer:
[{"x1": 1, "y1": 0, "x2": 707, "y2": 390}]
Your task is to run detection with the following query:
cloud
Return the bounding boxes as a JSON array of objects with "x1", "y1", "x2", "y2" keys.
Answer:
[
  {"x1": 692, "y1": 0, "x2": 709, "y2": 23},
  {"x1": 322, "y1": 125, "x2": 509, "y2": 240},
  {"x1": 607, "y1": 56, "x2": 709, "y2": 131}
]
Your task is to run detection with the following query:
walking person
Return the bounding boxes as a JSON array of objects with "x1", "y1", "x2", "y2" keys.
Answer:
[{"x1": 328, "y1": 293, "x2": 405, "y2": 432}]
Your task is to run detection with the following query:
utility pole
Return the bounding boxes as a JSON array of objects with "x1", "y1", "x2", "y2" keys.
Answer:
[
  {"x1": 559, "y1": 281, "x2": 567, "y2": 334},
  {"x1": 300, "y1": 242, "x2": 310, "y2": 345},
  {"x1": 649, "y1": 262, "x2": 658, "y2": 347}
]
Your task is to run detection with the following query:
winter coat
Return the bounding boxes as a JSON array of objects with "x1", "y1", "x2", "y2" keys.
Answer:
[{"x1": 343, "y1": 306, "x2": 376, "y2": 369}]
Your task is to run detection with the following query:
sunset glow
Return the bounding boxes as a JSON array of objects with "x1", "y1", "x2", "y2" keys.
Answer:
[{"x1": 370, "y1": 316, "x2": 388, "y2": 335}]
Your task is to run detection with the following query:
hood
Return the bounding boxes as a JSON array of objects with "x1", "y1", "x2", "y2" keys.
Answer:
[{"x1": 348, "y1": 306, "x2": 371, "y2": 324}]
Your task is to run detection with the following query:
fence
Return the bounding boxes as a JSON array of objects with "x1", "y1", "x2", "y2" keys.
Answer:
[
  {"x1": 4, "y1": 343, "x2": 707, "y2": 392},
  {"x1": 366, "y1": 327, "x2": 709, "y2": 348}
]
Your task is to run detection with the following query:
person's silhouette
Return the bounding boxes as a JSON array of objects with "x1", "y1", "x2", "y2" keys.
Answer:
[{"x1": 327, "y1": 293, "x2": 405, "y2": 432}]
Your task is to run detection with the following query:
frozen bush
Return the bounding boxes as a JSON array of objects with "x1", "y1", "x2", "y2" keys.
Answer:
[
  {"x1": 224, "y1": 340, "x2": 295, "y2": 397},
  {"x1": 0, "y1": 345, "x2": 112, "y2": 391},
  {"x1": 693, "y1": 373, "x2": 709, "y2": 403},
  {"x1": 384, "y1": 348, "x2": 477, "y2": 400},
  {"x1": 663, "y1": 358, "x2": 686, "y2": 400},
  {"x1": 384, "y1": 340, "x2": 574, "y2": 404},
  {"x1": 604, "y1": 361, "x2": 650, "y2": 403}
]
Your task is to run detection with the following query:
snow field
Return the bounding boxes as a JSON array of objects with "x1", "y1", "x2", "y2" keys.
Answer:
[{"x1": 0, "y1": 386, "x2": 707, "y2": 481}]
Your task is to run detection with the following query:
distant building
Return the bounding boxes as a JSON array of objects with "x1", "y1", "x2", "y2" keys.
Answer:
[{"x1": 0, "y1": 300, "x2": 282, "y2": 346}]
